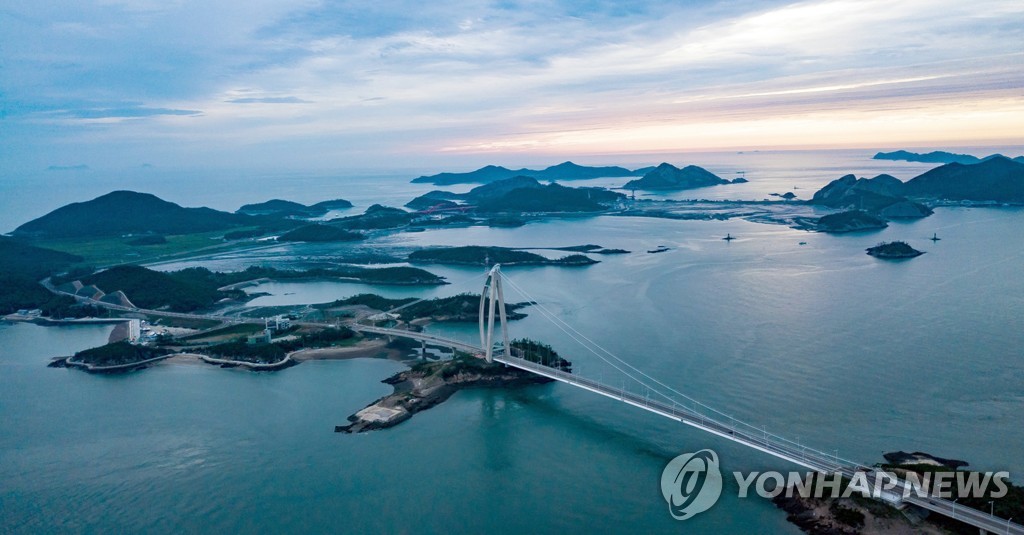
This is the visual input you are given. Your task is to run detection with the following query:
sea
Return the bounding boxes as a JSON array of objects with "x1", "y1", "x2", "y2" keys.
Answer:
[{"x1": 2, "y1": 147, "x2": 1023, "y2": 533}]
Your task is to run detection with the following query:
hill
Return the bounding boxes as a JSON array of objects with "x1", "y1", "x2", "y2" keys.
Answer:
[
  {"x1": 866, "y1": 241, "x2": 924, "y2": 259},
  {"x1": 622, "y1": 163, "x2": 728, "y2": 190},
  {"x1": 82, "y1": 265, "x2": 225, "y2": 312},
  {"x1": 901, "y1": 156, "x2": 1024, "y2": 202},
  {"x1": 873, "y1": 150, "x2": 983, "y2": 164},
  {"x1": 277, "y1": 224, "x2": 364, "y2": 242},
  {"x1": 331, "y1": 205, "x2": 414, "y2": 230},
  {"x1": 810, "y1": 174, "x2": 932, "y2": 217},
  {"x1": 813, "y1": 210, "x2": 888, "y2": 233},
  {"x1": 237, "y1": 198, "x2": 352, "y2": 217},
  {"x1": 873, "y1": 150, "x2": 1024, "y2": 165},
  {"x1": 409, "y1": 246, "x2": 598, "y2": 266},
  {"x1": 14, "y1": 191, "x2": 253, "y2": 239},
  {"x1": 0, "y1": 237, "x2": 83, "y2": 279},
  {"x1": 475, "y1": 183, "x2": 622, "y2": 212},
  {"x1": 411, "y1": 161, "x2": 641, "y2": 185},
  {"x1": 0, "y1": 237, "x2": 85, "y2": 315}
]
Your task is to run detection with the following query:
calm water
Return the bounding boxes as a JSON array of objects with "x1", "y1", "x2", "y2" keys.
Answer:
[{"x1": 2, "y1": 149, "x2": 1024, "y2": 533}]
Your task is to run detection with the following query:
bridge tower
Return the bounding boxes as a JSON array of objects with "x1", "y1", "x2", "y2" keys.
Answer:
[{"x1": 479, "y1": 265, "x2": 511, "y2": 363}]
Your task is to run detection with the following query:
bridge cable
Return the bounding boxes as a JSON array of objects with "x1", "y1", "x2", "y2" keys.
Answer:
[{"x1": 500, "y1": 273, "x2": 860, "y2": 466}]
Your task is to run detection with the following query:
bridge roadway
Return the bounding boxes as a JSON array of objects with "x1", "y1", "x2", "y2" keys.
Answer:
[
  {"x1": 42, "y1": 287, "x2": 1024, "y2": 533},
  {"x1": 364, "y1": 325, "x2": 1024, "y2": 535}
]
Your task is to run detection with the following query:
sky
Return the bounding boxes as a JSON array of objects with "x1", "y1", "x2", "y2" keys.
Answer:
[{"x1": 1, "y1": 0, "x2": 1022, "y2": 173}]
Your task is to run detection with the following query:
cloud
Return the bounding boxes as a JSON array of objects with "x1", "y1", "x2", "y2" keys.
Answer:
[
  {"x1": 1, "y1": 0, "x2": 1022, "y2": 171},
  {"x1": 47, "y1": 164, "x2": 90, "y2": 171},
  {"x1": 55, "y1": 107, "x2": 201, "y2": 119},
  {"x1": 226, "y1": 96, "x2": 311, "y2": 104}
]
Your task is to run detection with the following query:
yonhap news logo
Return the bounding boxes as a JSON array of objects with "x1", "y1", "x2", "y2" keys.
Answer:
[
  {"x1": 661, "y1": 449, "x2": 1011, "y2": 521},
  {"x1": 660, "y1": 449, "x2": 723, "y2": 520}
]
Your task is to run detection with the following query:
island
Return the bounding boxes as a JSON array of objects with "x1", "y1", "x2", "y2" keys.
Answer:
[
  {"x1": 411, "y1": 161, "x2": 642, "y2": 185},
  {"x1": 336, "y1": 339, "x2": 571, "y2": 433},
  {"x1": 809, "y1": 210, "x2": 888, "y2": 233},
  {"x1": 622, "y1": 163, "x2": 729, "y2": 191},
  {"x1": 773, "y1": 451, "x2": 1024, "y2": 535},
  {"x1": 406, "y1": 176, "x2": 625, "y2": 214},
  {"x1": 866, "y1": 241, "x2": 924, "y2": 259},
  {"x1": 237, "y1": 198, "x2": 352, "y2": 217},
  {"x1": 873, "y1": 150, "x2": 1024, "y2": 165},
  {"x1": 408, "y1": 245, "x2": 598, "y2": 267}
]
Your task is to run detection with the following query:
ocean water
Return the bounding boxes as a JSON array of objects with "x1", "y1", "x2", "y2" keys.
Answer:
[{"x1": 2, "y1": 148, "x2": 1023, "y2": 533}]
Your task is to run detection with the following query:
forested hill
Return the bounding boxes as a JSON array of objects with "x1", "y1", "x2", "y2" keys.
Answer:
[{"x1": 13, "y1": 191, "x2": 255, "y2": 239}]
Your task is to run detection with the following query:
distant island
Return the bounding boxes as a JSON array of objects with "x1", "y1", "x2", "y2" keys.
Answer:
[
  {"x1": 237, "y1": 198, "x2": 352, "y2": 217},
  {"x1": 411, "y1": 161, "x2": 642, "y2": 185},
  {"x1": 622, "y1": 163, "x2": 731, "y2": 191},
  {"x1": 407, "y1": 176, "x2": 625, "y2": 213},
  {"x1": 408, "y1": 245, "x2": 598, "y2": 267},
  {"x1": 873, "y1": 150, "x2": 1024, "y2": 165},
  {"x1": 866, "y1": 241, "x2": 923, "y2": 259}
]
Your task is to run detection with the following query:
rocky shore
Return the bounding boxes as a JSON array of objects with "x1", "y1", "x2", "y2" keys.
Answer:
[{"x1": 336, "y1": 356, "x2": 552, "y2": 433}]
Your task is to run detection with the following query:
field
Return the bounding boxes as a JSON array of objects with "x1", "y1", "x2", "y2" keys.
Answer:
[{"x1": 33, "y1": 230, "x2": 268, "y2": 268}]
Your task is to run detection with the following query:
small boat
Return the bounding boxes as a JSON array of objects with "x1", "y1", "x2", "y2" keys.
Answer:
[
  {"x1": 930, "y1": 233, "x2": 941, "y2": 242},
  {"x1": 647, "y1": 246, "x2": 670, "y2": 254},
  {"x1": 798, "y1": 241, "x2": 807, "y2": 245},
  {"x1": 723, "y1": 234, "x2": 735, "y2": 241}
]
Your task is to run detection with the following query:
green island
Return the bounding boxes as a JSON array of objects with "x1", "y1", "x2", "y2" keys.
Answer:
[
  {"x1": 866, "y1": 241, "x2": 924, "y2": 259},
  {"x1": 316, "y1": 293, "x2": 531, "y2": 323},
  {"x1": 336, "y1": 339, "x2": 571, "y2": 433},
  {"x1": 408, "y1": 245, "x2": 598, "y2": 266}
]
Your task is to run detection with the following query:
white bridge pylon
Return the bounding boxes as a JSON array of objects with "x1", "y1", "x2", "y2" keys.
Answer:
[{"x1": 478, "y1": 265, "x2": 511, "y2": 363}]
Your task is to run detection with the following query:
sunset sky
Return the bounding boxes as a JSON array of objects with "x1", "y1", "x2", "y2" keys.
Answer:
[{"x1": 2, "y1": 0, "x2": 1022, "y2": 172}]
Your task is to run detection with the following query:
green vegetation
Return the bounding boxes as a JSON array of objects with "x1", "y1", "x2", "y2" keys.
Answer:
[
  {"x1": 814, "y1": 210, "x2": 888, "y2": 233},
  {"x1": 70, "y1": 264, "x2": 445, "y2": 312},
  {"x1": 408, "y1": 245, "x2": 597, "y2": 266},
  {"x1": 829, "y1": 502, "x2": 865, "y2": 528},
  {"x1": 622, "y1": 163, "x2": 728, "y2": 190},
  {"x1": 237, "y1": 198, "x2": 353, "y2": 217},
  {"x1": 202, "y1": 327, "x2": 356, "y2": 364},
  {"x1": 0, "y1": 237, "x2": 86, "y2": 315},
  {"x1": 320, "y1": 293, "x2": 417, "y2": 311},
  {"x1": 331, "y1": 205, "x2": 414, "y2": 230},
  {"x1": 179, "y1": 323, "x2": 265, "y2": 342},
  {"x1": 71, "y1": 341, "x2": 167, "y2": 367},
  {"x1": 475, "y1": 183, "x2": 622, "y2": 213},
  {"x1": 223, "y1": 228, "x2": 266, "y2": 240},
  {"x1": 34, "y1": 230, "x2": 255, "y2": 267},
  {"x1": 322, "y1": 293, "x2": 529, "y2": 322},
  {"x1": 204, "y1": 340, "x2": 287, "y2": 364},
  {"x1": 277, "y1": 224, "x2": 364, "y2": 242},
  {"x1": 82, "y1": 266, "x2": 230, "y2": 312},
  {"x1": 13, "y1": 191, "x2": 256, "y2": 239},
  {"x1": 126, "y1": 235, "x2": 167, "y2": 246},
  {"x1": 866, "y1": 241, "x2": 924, "y2": 258},
  {"x1": 511, "y1": 338, "x2": 572, "y2": 372}
]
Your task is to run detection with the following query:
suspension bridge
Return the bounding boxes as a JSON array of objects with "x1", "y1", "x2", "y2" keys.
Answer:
[
  {"x1": 46, "y1": 267, "x2": 1022, "y2": 533},
  {"x1": 357, "y1": 265, "x2": 1023, "y2": 535}
]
